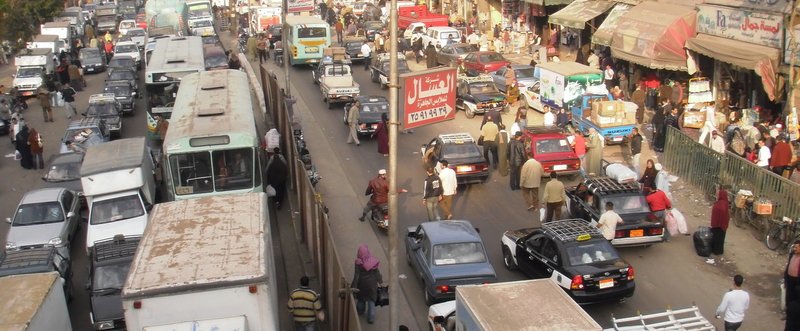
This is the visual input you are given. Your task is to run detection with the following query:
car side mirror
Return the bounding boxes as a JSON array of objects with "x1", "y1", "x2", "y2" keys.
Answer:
[
  {"x1": 5, "y1": 217, "x2": 11, "y2": 224},
  {"x1": 474, "y1": 227, "x2": 480, "y2": 233},
  {"x1": 67, "y1": 212, "x2": 75, "y2": 218}
]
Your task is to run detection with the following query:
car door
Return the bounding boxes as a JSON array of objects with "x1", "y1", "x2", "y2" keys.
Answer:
[
  {"x1": 493, "y1": 67, "x2": 505, "y2": 91},
  {"x1": 535, "y1": 238, "x2": 561, "y2": 278},
  {"x1": 409, "y1": 226, "x2": 428, "y2": 278},
  {"x1": 438, "y1": 46, "x2": 451, "y2": 65},
  {"x1": 60, "y1": 190, "x2": 79, "y2": 240},
  {"x1": 517, "y1": 234, "x2": 544, "y2": 277},
  {"x1": 463, "y1": 53, "x2": 477, "y2": 75}
]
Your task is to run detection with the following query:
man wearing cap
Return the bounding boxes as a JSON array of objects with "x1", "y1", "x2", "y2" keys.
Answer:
[
  {"x1": 710, "y1": 130, "x2": 725, "y2": 154},
  {"x1": 360, "y1": 169, "x2": 389, "y2": 222},
  {"x1": 770, "y1": 134, "x2": 792, "y2": 177},
  {"x1": 508, "y1": 131, "x2": 527, "y2": 190}
]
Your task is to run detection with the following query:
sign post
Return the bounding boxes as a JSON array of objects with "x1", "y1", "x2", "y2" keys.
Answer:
[{"x1": 401, "y1": 67, "x2": 458, "y2": 130}]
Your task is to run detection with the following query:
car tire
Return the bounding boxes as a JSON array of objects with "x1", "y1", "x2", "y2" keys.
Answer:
[
  {"x1": 327, "y1": 100, "x2": 333, "y2": 109},
  {"x1": 465, "y1": 107, "x2": 476, "y2": 119},
  {"x1": 502, "y1": 247, "x2": 517, "y2": 271}
]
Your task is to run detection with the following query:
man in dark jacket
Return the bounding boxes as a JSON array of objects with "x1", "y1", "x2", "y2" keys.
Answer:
[
  {"x1": 360, "y1": 169, "x2": 389, "y2": 222},
  {"x1": 508, "y1": 131, "x2": 527, "y2": 190},
  {"x1": 266, "y1": 147, "x2": 288, "y2": 209},
  {"x1": 422, "y1": 167, "x2": 443, "y2": 221},
  {"x1": 630, "y1": 127, "x2": 642, "y2": 174},
  {"x1": 425, "y1": 42, "x2": 437, "y2": 68}
]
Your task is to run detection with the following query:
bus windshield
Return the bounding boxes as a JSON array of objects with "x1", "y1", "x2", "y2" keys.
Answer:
[
  {"x1": 169, "y1": 148, "x2": 255, "y2": 195},
  {"x1": 298, "y1": 27, "x2": 327, "y2": 38}
]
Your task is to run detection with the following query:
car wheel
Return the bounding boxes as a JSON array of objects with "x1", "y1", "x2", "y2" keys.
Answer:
[
  {"x1": 371, "y1": 70, "x2": 378, "y2": 83},
  {"x1": 465, "y1": 107, "x2": 476, "y2": 119},
  {"x1": 502, "y1": 247, "x2": 517, "y2": 271}
]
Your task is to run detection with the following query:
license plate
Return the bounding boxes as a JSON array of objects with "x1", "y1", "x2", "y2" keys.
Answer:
[
  {"x1": 456, "y1": 165, "x2": 473, "y2": 173},
  {"x1": 599, "y1": 278, "x2": 614, "y2": 289},
  {"x1": 629, "y1": 229, "x2": 644, "y2": 237},
  {"x1": 21, "y1": 91, "x2": 33, "y2": 96},
  {"x1": 613, "y1": 136, "x2": 623, "y2": 141},
  {"x1": 306, "y1": 47, "x2": 319, "y2": 53},
  {"x1": 553, "y1": 164, "x2": 567, "y2": 171}
]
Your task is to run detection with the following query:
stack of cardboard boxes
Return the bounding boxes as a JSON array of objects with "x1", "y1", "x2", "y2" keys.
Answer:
[
  {"x1": 591, "y1": 100, "x2": 636, "y2": 127},
  {"x1": 323, "y1": 47, "x2": 347, "y2": 62}
]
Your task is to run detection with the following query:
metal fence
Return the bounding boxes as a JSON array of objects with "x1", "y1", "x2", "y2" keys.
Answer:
[
  {"x1": 663, "y1": 126, "x2": 800, "y2": 225},
  {"x1": 262, "y1": 66, "x2": 361, "y2": 331}
]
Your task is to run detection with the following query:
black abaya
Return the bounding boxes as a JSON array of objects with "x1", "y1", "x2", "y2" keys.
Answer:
[{"x1": 15, "y1": 127, "x2": 33, "y2": 169}]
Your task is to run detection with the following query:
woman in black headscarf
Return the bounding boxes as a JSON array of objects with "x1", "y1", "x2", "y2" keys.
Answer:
[
  {"x1": 15, "y1": 123, "x2": 33, "y2": 169},
  {"x1": 638, "y1": 159, "x2": 658, "y2": 191}
]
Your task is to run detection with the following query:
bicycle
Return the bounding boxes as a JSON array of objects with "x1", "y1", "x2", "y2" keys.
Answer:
[
  {"x1": 766, "y1": 217, "x2": 800, "y2": 253},
  {"x1": 732, "y1": 192, "x2": 774, "y2": 233}
]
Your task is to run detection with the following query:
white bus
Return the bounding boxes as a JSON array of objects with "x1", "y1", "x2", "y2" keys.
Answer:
[{"x1": 285, "y1": 15, "x2": 331, "y2": 65}]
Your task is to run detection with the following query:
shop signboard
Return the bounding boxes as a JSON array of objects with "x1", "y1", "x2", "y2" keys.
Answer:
[
  {"x1": 703, "y1": 0, "x2": 793, "y2": 15},
  {"x1": 696, "y1": 5, "x2": 783, "y2": 49},
  {"x1": 286, "y1": 0, "x2": 314, "y2": 13},
  {"x1": 401, "y1": 68, "x2": 457, "y2": 130}
]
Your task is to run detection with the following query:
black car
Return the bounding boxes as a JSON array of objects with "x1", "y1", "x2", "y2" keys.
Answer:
[
  {"x1": 107, "y1": 56, "x2": 137, "y2": 75},
  {"x1": 41, "y1": 153, "x2": 85, "y2": 196},
  {"x1": 88, "y1": 235, "x2": 140, "y2": 331},
  {"x1": 343, "y1": 37, "x2": 366, "y2": 62},
  {"x1": 107, "y1": 68, "x2": 138, "y2": 91},
  {"x1": 420, "y1": 133, "x2": 489, "y2": 185},
  {"x1": 364, "y1": 20, "x2": 384, "y2": 42},
  {"x1": 104, "y1": 81, "x2": 137, "y2": 115},
  {"x1": 201, "y1": 34, "x2": 221, "y2": 46},
  {"x1": 455, "y1": 76, "x2": 506, "y2": 119},
  {"x1": 500, "y1": 219, "x2": 636, "y2": 304},
  {"x1": 266, "y1": 24, "x2": 282, "y2": 44},
  {"x1": 80, "y1": 48, "x2": 107, "y2": 74},
  {"x1": 567, "y1": 176, "x2": 665, "y2": 247},
  {"x1": 0, "y1": 246, "x2": 73, "y2": 301},
  {"x1": 84, "y1": 93, "x2": 123, "y2": 138},
  {"x1": 369, "y1": 55, "x2": 411, "y2": 89},
  {"x1": 341, "y1": 95, "x2": 388, "y2": 136}
]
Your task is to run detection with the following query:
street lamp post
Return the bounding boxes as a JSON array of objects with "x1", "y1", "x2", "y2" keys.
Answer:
[{"x1": 387, "y1": 0, "x2": 400, "y2": 329}]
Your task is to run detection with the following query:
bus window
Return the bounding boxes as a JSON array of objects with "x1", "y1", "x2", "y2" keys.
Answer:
[
  {"x1": 170, "y1": 152, "x2": 213, "y2": 195},
  {"x1": 213, "y1": 148, "x2": 254, "y2": 191},
  {"x1": 298, "y1": 27, "x2": 327, "y2": 38}
]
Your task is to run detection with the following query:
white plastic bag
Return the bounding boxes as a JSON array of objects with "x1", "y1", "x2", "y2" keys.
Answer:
[
  {"x1": 605, "y1": 163, "x2": 637, "y2": 183},
  {"x1": 55, "y1": 91, "x2": 64, "y2": 107},
  {"x1": 265, "y1": 128, "x2": 280, "y2": 151},
  {"x1": 664, "y1": 210, "x2": 678, "y2": 236},
  {"x1": 671, "y1": 208, "x2": 688, "y2": 234},
  {"x1": 265, "y1": 184, "x2": 276, "y2": 197}
]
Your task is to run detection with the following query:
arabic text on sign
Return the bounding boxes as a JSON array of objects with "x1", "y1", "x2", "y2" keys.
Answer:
[{"x1": 408, "y1": 106, "x2": 448, "y2": 124}]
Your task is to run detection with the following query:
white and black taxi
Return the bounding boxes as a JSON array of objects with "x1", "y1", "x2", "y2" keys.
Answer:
[{"x1": 500, "y1": 219, "x2": 635, "y2": 304}]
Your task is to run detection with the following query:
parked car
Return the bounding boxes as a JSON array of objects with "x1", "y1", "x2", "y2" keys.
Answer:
[
  {"x1": 369, "y1": 53, "x2": 411, "y2": 89},
  {"x1": 79, "y1": 47, "x2": 107, "y2": 74},
  {"x1": 0, "y1": 246, "x2": 74, "y2": 301},
  {"x1": 126, "y1": 28, "x2": 148, "y2": 49},
  {"x1": 490, "y1": 64, "x2": 536, "y2": 92},
  {"x1": 500, "y1": 219, "x2": 636, "y2": 304},
  {"x1": 5, "y1": 188, "x2": 81, "y2": 258},
  {"x1": 103, "y1": 80, "x2": 137, "y2": 115},
  {"x1": 406, "y1": 220, "x2": 496, "y2": 304},
  {"x1": 455, "y1": 75, "x2": 506, "y2": 119},
  {"x1": 107, "y1": 67, "x2": 138, "y2": 91},
  {"x1": 519, "y1": 126, "x2": 581, "y2": 176},
  {"x1": 88, "y1": 235, "x2": 141, "y2": 330},
  {"x1": 59, "y1": 117, "x2": 111, "y2": 154},
  {"x1": 567, "y1": 176, "x2": 665, "y2": 247},
  {"x1": 341, "y1": 95, "x2": 389, "y2": 136},
  {"x1": 437, "y1": 43, "x2": 472, "y2": 66},
  {"x1": 420, "y1": 133, "x2": 489, "y2": 185},
  {"x1": 41, "y1": 153, "x2": 85, "y2": 195},
  {"x1": 84, "y1": 93, "x2": 123, "y2": 138},
  {"x1": 462, "y1": 51, "x2": 510, "y2": 76}
]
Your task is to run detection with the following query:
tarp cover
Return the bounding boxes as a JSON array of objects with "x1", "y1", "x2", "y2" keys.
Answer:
[
  {"x1": 549, "y1": 0, "x2": 615, "y2": 30},
  {"x1": 686, "y1": 34, "x2": 779, "y2": 101},
  {"x1": 592, "y1": 3, "x2": 631, "y2": 46},
  {"x1": 610, "y1": 2, "x2": 696, "y2": 71}
]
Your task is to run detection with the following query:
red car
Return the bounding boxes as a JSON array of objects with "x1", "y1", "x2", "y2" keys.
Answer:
[
  {"x1": 461, "y1": 51, "x2": 510, "y2": 76},
  {"x1": 520, "y1": 126, "x2": 581, "y2": 176},
  {"x1": 136, "y1": 13, "x2": 147, "y2": 29}
]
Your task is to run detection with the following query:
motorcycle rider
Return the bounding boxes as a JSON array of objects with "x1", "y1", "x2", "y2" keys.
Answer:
[{"x1": 359, "y1": 169, "x2": 407, "y2": 222}]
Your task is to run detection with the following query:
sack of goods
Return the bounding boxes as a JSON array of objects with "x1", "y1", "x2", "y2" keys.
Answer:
[
  {"x1": 604, "y1": 163, "x2": 637, "y2": 184},
  {"x1": 693, "y1": 226, "x2": 713, "y2": 257},
  {"x1": 734, "y1": 189, "x2": 752, "y2": 208}
]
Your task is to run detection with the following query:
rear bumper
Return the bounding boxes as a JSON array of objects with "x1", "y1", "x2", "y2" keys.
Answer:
[
  {"x1": 456, "y1": 172, "x2": 489, "y2": 185},
  {"x1": 570, "y1": 281, "x2": 635, "y2": 304},
  {"x1": 612, "y1": 234, "x2": 664, "y2": 247}
]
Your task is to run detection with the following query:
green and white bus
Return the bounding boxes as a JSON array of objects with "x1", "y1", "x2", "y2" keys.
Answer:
[
  {"x1": 162, "y1": 70, "x2": 263, "y2": 201},
  {"x1": 285, "y1": 15, "x2": 331, "y2": 65}
]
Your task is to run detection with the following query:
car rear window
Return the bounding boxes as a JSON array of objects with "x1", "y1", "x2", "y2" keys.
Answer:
[
  {"x1": 535, "y1": 138, "x2": 572, "y2": 154},
  {"x1": 516, "y1": 68, "x2": 535, "y2": 78},
  {"x1": 566, "y1": 241, "x2": 619, "y2": 266},
  {"x1": 442, "y1": 143, "x2": 482, "y2": 159},
  {"x1": 603, "y1": 195, "x2": 651, "y2": 215},
  {"x1": 480, "y1": 53, "x2": 505, "y2": 62},
  {"x1": 433, "y1": 242, "x2": 486, "y2": 265}
]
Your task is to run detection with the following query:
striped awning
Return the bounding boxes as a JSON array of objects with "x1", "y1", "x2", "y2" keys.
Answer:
[{"x1": 548, "y1": 0, "x2": 615, "y2": 30}]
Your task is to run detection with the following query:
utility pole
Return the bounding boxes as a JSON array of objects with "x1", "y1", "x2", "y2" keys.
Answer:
[
  {"x1": 281, "y1": 0, "x2": 290, "y2": 97},
  {"x1": 387, "y1": 0, "x2": 399, "y2": 328}
]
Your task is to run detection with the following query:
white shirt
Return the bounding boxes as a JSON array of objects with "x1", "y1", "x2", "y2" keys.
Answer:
[
  {"x1": 704, "y1": 106, "x2": 716, "y2": 126},
  {"x1": 467, "y1": 33, "x2": 480, "y2": 45},
  {"x1": 604, "y1": 68, "x2": 614, "y2": 81},
  {"x1": 716, "y1": 289, "x2": 749, "y2": 323},
  {"x1": 543, "y1": 112, "x2": 556, "y2": 127},
  {"x1": 360, "y1": 43, "x2": 371, "y2": 57},
  {"x1": 757, "y1": 145, "x2": 771, "y2": 167},
  {"x1": 711, "y1": 135, "x2": 726, "y2": 154},
  {"x1": 438, "y1": 167, "x2": 458, "y2": 196},
  {"x1": 587, "y1": 54, "x2": 599, "y2": 69},
  {"x1": 597, "y1": 210, "x2": 623, "y2": 240}
]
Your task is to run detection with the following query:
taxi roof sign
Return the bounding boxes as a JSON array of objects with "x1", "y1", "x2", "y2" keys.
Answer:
[
  {"x1": 576, "y1": 234, "x2": 592, "y2": 241},
  {"x1": 89, "y1": 93, "x2": 118, "y2": 104},
  {"x1": 459, "y1": 75, "x2": 493, "y2": 84},
  {"x1": 439, "y1": 132, "x2": 474, "y2": 144}
]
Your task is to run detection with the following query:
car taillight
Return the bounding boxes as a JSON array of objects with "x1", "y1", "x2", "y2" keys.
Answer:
[
  {"x1": 626, "y1": 267, "x2": 635, "y2": 281},
  {"x1": 570, "y1": 275, "x2": 584, "y2": 290},
  {"x1": 647, "y1": 227, "x2": 663, "y2": 236},
  {"x1": 268, "y1": 33, "x2": 272, "y2": 39},
  {"x1": 615, "y1": 230, "x2": 625, "y2": 238},
  {"x1": 437, "y1": 285, "x2": 450, "y2": 293},
  {"x1": 481, "y1": 165, "x2": 489, "y2": 171}
]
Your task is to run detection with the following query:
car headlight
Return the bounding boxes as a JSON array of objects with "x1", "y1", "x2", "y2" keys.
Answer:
[
  {"x1": 48, "y1": 237, "x2": 63, "y2": 246},
  {"x1": 94, "y1": 321, "x2": 115, "y2": 330},
  {"x1": 5, "y1": 242, "x2": 16, "y2": 250},
  {"x1": 464, "y1": 101, "x2": 476, "y2": 110}
]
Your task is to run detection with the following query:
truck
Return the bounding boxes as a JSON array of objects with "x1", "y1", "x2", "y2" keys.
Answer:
[
  {"x1": 145, "y1": 0, "x2": 187, "y2": 36},
  {"x1": 81, "y1": 137, "x2": 156, "y2": 253},
  {"x1": 39, "y1": 21, "x2": 74, "y2": 52},
  {"x1": 96, "y1": 4, "x2": 120, "y2": 33},
  {"x1": 122, "y1": 193, "x2": 279, "y2": 330},
  {"x1": 536, "y1": 61, "x2": 635, "y2": 144},
  {"x1": 319, "y1": 59, "x2": 360, "y2": 109},
  {"x1": 12, "y1": 48, "x2": 54, "y2": 97},
  {"x1": 0, "y1": 272, "x2": 72, "y2": 331},
  {"x1": 27, "y1": 34, "x2": 68, "y2": 55},
  {"x1": 397, "y1": 5, "x2": 449, "y2": 30},
  {"x1": 58, "y1": 7, "x2": 86, "y2": 36},
  {"x1": 428, "y1": 279, "x2": 602, "y2": 331}
]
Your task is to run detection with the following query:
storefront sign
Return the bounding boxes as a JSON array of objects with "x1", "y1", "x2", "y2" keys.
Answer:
[
  {"x1": 401, "y1": 68, "x2": 457, "y2": 129},
  {"x1": 703, "y1": 0, "x2": 793, "y2": 15},
  {"x1": 696, "y1": 5, "x2": 783, "y2": 49},
  {"x1": 287, "y1": 0, "x2": 314, "y2": 13}
]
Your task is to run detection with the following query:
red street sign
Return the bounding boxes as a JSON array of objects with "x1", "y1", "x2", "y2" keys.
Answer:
[{"x1": 401, "y1": 67, "x2": 457, "y2": 130}]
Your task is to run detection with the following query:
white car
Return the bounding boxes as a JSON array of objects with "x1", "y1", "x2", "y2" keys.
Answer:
[
  {"x1": 85, "y1": 191, "x2": 148, "y2": 255},
  {"x1": 414, "y1": 26, "x2": 461, "y2": 50},
  {"x1": 118, "y1": 19, "x2": 137, "y2": 36},
  {"x1": 126, "y1": 28, "x2": 148, "y2": 49},
  {"x1": 428, "y1": 300, "x2": 456, "y2": 331},
  {"x1": 114, "y1": 41, "x2": 141, "y2": 68}
]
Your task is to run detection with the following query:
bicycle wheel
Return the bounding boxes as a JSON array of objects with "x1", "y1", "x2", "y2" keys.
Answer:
[
  {"x1": 733, "y1": 208, "x2": 745, "y2": 228},
  {"x1": 765, "y1": 224, "x2": 784, "y2": 251}
]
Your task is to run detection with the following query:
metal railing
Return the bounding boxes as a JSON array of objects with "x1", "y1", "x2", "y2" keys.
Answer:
[{"x1": 663, "y1": 126, "x2": 800, "y2": 228}]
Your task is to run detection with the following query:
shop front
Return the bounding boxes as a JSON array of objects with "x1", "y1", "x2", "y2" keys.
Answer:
[{"x1": 548, "y1": 0, "x2": 614, "y2": 59}]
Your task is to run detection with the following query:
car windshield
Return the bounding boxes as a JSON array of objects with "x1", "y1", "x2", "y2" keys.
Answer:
[
  {"x1": 93, "y1": 263, "x2": 131, "y2": 291},
  {"x1": 115, "y1": 44, "x2": 138, "y2": 53},
  {"x1": 453, "y1": 45, "x2": 471, "y2": 54},
  {"x1": 128, "y1": 29, "x2": 146, "y2": 37},
  {"x1": 80, "y1": 49, "x2": 102, "y2": 59},
  {"x1": 109, "y1": 70, "x2": 134, "y2": 81},
  {"x1": 361, "y1": 102, "x2": 388, "y2": 112},
  {"x1": 298, "y1": 27, "x2": 327, "y2": 38},
  {"x1": 535, "y1": 138, "x2": 572, "y2": 154},
  {"x1": 515, "y1": 68, "x2": 535, "y2": 78},
  {"x1": 432, "y1": 242, "x2": 486, "y2": 265},
  {"x1": 602, "y1": 195, "x2": 652, "y2": 215},
  {"x1": 120, "y1": 21, "x2": 136, "y2": 29},
  {"x1": 205, "y1": 53, "x2": 228, "y2": 69},
  {"x1": 469, "y1": 83, "x2": 497, "y2": 94},
  {"x1": 479, "y1": 53, "x2": 505, "y2": 63},
  {"x1": 110, "y1": 58, "x2": 135, "y2": 67},
  {"x1": 81, "y1": 54, "x2": 102, "y2": 65},
  {"x1": 442, "y1": 143, "x2": 482, "y2": 159},
  {"x1": 202, "y1": 35, "x2": 220, "y2": 45},
  {"x1": 104, "y1": 85, "x2": 130, "y2": 97},
  {"x1": 89, "y1": 194, "x2": 144, "y2": 225},
  {"x1": 45, "y1": 155, "x2": 83, "y2": 182},
  {"x1": 14, "y1": 202, "x2": 64, "y2": 226},
  {"x1": 86, "y1": 103, "x2": 119, "y2": 116},
  {"x1": 16, "y1": 67, "x2": 40, "y2": 78},
  {"x1": 566, "y1": 241, "x2": 620, "y2": 266}
]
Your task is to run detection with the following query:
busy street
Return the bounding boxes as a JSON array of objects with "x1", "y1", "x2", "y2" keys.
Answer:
[{"x1": 0, "y1": 0, "x2": 799, "y2": 330}]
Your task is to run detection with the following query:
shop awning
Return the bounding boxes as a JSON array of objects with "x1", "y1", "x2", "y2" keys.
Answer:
[
  {"x1": 591, "y1": 3, "x2": 631, "y2": 46},
  {"x1": 686, "y1": 34, "x2": 779, "y2": 101},
  {"x1": 610, "y1": 2, "x2": 696, "y2": 71},
  {"x1": 548, "y1": 0, "x2": 615, "y2": 30}
]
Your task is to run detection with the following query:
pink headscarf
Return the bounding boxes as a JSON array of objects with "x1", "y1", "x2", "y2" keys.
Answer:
[{"x1": 355, "y1": 244, "x2": 380, "y2": 271}]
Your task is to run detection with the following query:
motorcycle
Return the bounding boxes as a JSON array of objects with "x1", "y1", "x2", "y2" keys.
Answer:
[
  {"x1": 274, "y1": 48, "x2": 284, "y2": 66},
  {"x1": 366, "y1": 203, "x2": 389, "y2": 231}
]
